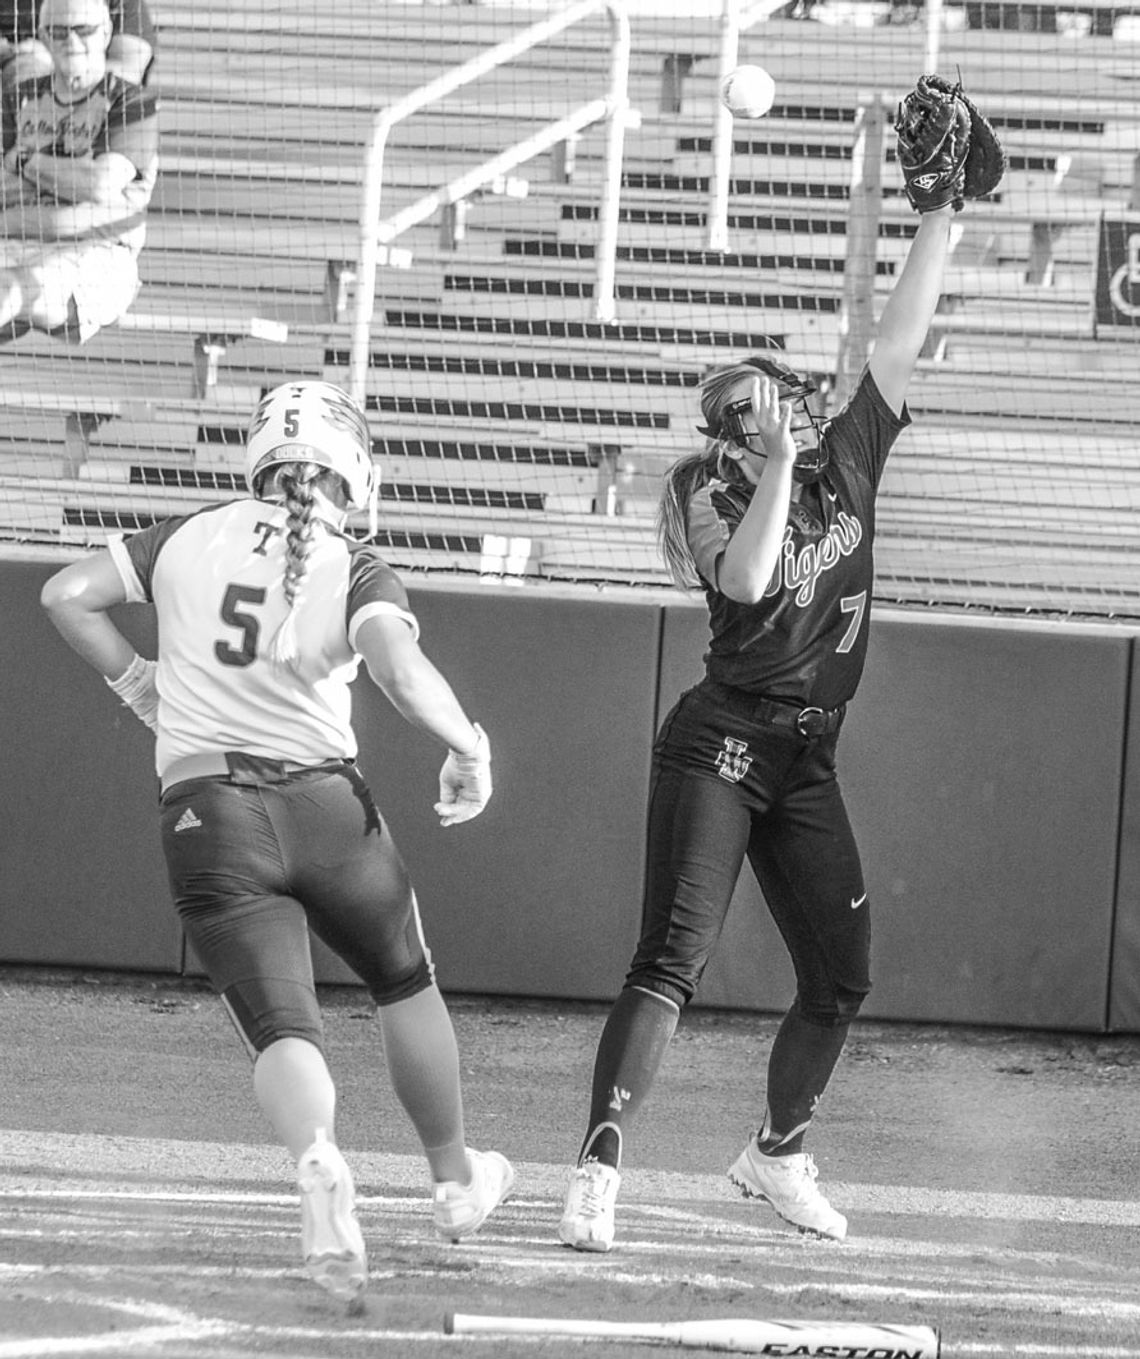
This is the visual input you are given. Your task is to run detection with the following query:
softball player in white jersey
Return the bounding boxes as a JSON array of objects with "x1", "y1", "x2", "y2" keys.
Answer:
[{"x1": 41, "y1": 380, "x2": 513, "y2": 1306}]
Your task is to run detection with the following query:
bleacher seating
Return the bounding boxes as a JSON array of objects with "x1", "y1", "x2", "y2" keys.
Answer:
[{"x1": 1, "y1": 0, "x2": 1138, "y2": 612}]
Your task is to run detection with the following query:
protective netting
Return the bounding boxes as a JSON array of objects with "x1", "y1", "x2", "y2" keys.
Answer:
[{"x1": 0, "y1": 0, "x2": 1137, "y2": 614}]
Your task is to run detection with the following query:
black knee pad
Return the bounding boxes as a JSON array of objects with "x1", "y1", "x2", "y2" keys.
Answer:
[{"x1": 369, "y1": 955, "x2": 434, "y2": 1007}]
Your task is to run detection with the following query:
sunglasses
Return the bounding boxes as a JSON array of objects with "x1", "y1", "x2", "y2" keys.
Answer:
[{"x1": 43, "y1": 22, "x2": 104, "y2": 41}]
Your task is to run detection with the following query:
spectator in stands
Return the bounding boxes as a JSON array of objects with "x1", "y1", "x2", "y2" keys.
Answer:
[
  {"x1": 558, "y1": 202, "x2": 957, "y2": 1253},
  {"x1": 0, "y1": 0, "x2": 154, "y2": 94},
  {"x1": 0, "y1": 0, "x2": 157, "y2": 343}
]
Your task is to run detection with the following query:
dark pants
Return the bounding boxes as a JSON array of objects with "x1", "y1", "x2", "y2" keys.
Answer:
[
  {"x1": 627, "y1": 680, "x2": 871, "y2": 1024},
  {"x1": 160, "y1": 762, "x2": 431, "y2": 1053}
]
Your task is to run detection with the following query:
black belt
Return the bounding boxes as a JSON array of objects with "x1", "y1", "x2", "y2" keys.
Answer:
[
  {"x1": 706, "y1": 683, "x2": 845, "y2": 738},
  {"x1": 161, "y1": 751, "x2": 351, "y2": 794}
]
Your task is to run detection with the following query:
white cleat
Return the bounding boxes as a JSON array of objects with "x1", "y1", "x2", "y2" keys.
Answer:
[
  {"x1": 558, "y1": 1159, "x2": 621, "y2": 1253},
  {"x1": 433, "y1": 1148, "x2": 515, "y2": 1241},
  {"x1": 297, "y1": 1133, "x2": 368, "y2": 1302},
  {"x1": 727, "y1": 1136, "x2": 847, "y2": 1241}
]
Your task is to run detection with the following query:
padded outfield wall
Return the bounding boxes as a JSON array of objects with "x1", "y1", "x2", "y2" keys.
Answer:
[{"x1": 4, "y1": 557, "x2": 1140, "y2": 1033}]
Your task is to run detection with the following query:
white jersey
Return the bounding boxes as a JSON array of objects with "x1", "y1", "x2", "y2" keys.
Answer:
[{"x1": 109, "y1": 499, "x2": 419, "y2": 780}]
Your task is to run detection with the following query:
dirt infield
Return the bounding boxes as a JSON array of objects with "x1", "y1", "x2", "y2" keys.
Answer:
[{"x1": 2, "y1": 967, "x2": 1140, "y2": 1357}]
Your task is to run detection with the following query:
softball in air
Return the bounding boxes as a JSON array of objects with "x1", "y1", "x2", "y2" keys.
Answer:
[{"x1": 719, "y1": 63, "x2": 776, "y2": 119}]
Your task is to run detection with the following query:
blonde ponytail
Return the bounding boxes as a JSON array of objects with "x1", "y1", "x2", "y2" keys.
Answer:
[
  {"x1": 656, "y1": 442, "x2": 747, "y2": 591},
  {"x1": 657, "y1": 452, "x2": 705, "y2": 590}
]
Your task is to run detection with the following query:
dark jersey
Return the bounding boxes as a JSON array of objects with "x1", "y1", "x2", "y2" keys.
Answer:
[
  {"x1": 686, "y1": 369, "x2": 909, "y2": 709},
  {"x1": 1, "y1": 69, "x2": 158, "y2": 246},
  {"x1": 108, "y1": 499, "x2": 419, "y2": 780},
  {"x1": 2, "y1": 69, "x2": 156, "y2": 158}
]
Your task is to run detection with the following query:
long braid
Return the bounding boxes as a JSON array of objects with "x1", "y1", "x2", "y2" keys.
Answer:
[{"x1": 268, "y1": 463, "x2": 322, "y2": 670}]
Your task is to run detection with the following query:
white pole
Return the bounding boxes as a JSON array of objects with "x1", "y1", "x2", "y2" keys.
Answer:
[
  {"x1": 925, "y1": 0, "x2": 943, "y2": 72},
  {"x1": 346, "y1": 0, "x2": 625, "y2": 406},
  {"x1": 706, "y1": 0, "x2": 741, "y2": 252},
  {"x1": 593, "y1": 5, "x2": 632, "y2": 323}
]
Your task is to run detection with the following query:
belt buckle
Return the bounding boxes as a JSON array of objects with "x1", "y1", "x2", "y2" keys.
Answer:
[{"x1": 795, "y1": 706, "x2": 827, "y2": 738}]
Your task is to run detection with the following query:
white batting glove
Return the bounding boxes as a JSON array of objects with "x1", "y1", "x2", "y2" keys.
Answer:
[
  {"x1": 105, "y1": 653, "x2": 159, "y2": 733},
  {"x1": 435, "y1": 724, "x2": 491, "y2": 827}
]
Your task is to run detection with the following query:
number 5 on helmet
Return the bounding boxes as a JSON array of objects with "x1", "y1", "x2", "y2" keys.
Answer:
[{"x1": 245, "y1": 380, "x2": 376, "y2": 510}]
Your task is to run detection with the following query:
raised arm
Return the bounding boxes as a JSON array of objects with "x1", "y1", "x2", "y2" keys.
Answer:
[
  {"x1": 872, "y1": 75, "x2": 1007, "y2": 417},
  {"x1": 869, "y1": 207, "x2": 953, "y2": 417}
]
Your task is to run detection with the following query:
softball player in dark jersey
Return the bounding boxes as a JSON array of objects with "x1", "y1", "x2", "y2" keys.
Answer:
[
  {"x1": 560, "y1": 206, "x2": 955, "y2": 1251},
  {"x1": 41, "y1": 380, "x2": 513, "y2": 1306}
]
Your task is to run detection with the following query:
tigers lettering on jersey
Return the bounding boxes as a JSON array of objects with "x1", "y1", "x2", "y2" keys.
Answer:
[
  {"x1": 686, "y1": 371, "x2": 910, "y2": 709},
  {"x1": 767, "y1": 508, "x2": 863, "y2": 607}
]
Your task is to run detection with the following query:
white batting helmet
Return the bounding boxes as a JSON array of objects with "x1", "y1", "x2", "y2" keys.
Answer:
[{"x1": 245, "y1": 381, "x2": 376, "y2": 510}]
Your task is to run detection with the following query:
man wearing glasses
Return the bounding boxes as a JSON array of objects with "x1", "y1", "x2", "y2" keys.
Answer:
[
  {"x1": 0, "y1": 0, "x2": 157, "y2": 343},
  {"x1": 0, "y1": 0, "x2": 156, "y2": 94}
]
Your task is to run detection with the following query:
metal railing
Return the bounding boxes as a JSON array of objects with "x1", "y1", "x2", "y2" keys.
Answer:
[{"x1": 347, "y1": 0, "x2": 633, "y2": 408}]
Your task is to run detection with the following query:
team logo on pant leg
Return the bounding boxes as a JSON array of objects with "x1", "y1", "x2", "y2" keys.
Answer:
[{"x1": 716, "y1": 737, "x2": 752, "y2": 783}]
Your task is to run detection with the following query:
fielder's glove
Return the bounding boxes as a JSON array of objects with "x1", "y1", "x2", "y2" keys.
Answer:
[
  {"x1": 920, "y1": 73, "x2": 1006, "y2": 203},
  {"x1": 106, "y1": 653, "x2": 159, "y2": 733},
  {"x1": 435, "y1": 723, "x2": 492, "y2": 827},
  {"x1": 895, "y1": 74, "x2": 973, "y2": 212}
]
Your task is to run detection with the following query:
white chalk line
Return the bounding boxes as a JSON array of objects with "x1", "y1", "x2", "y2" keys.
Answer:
[
  {"x1": 5, "y1": 1176, "x2": 1140, "y2": 1309},
  {"x1": 7, "y1": 1307, "x2": 1140, "y2": 1359},
  {"x1": 0, "y1": 1293, "x2": 230, "y2": 1358},
  {"x1": 2, "y1": 1128, "x2": 1138, "y2": 1227},
  {"x1": 2, "y1": 1186, "x2": 1134, "y2": 1280},
  {"x1": 3, "y1": 1283, "x2": 1138, "y2": 1359},
  {"x1": 3, "y1": 1221, "x2": 1138, "y2": 1324},
  {"x1": 3, "y1": 1180, "x2": 1138, "y2": 1282},
  {"x1": 3, "y1": 1128, "x2": 1140, "y2": 1353}
]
